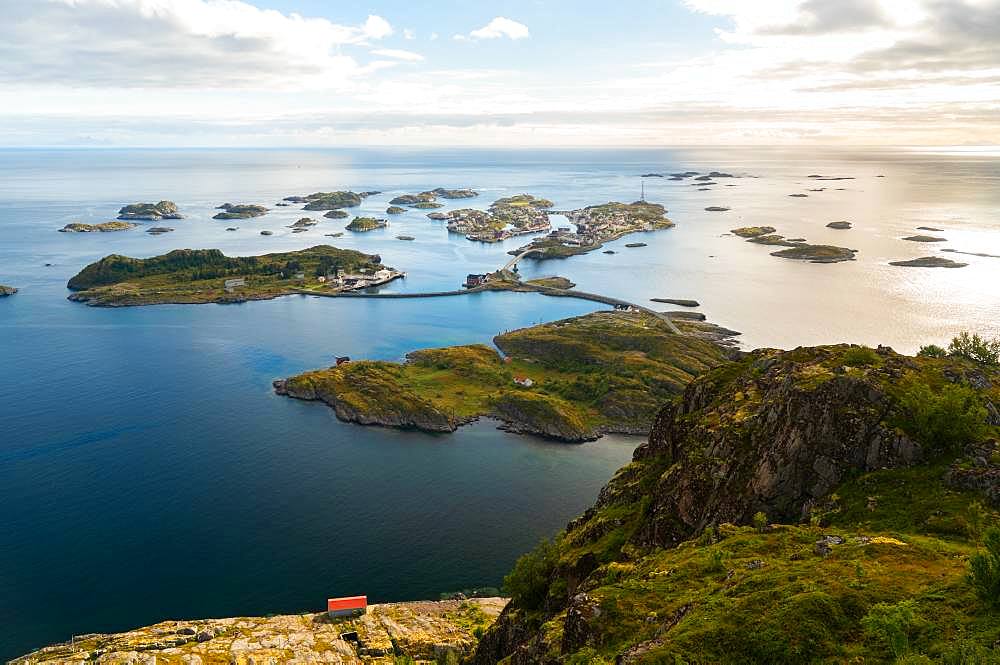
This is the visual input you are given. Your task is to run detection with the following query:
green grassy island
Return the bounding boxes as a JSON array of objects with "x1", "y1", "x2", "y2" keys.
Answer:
[
  {"x1": 212, "y1": 203, "x2": 268, "y2": 220},
  {"x1": 299, "y1": 191, "x2": 364, "y2": 210},
  {"x1": 65, "y1": 245, "x2": 395, "y2": 306},
  {"x1": 472, "y1": 342, "x2": 1000, "y2": 664},
  {"x1": 345, "y1": 216, "x2": 388, "y2": 232},
  {"x1": 274, "y1": 311, "x2": 727, "y2": 441}
]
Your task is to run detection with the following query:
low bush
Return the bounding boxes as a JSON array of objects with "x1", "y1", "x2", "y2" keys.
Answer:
[
  {"x1": 969, "y1": 527, "x2": 1000, "y2": 608},
  {"x1": 949, "y1": 332, "x2": 1000, "y2": 366},
  {"x1": 503, "y1": 535, "x2": 561, "y2": 611},
  {"x1": 895, "y1": 381, "x2": 988, "y2": 453},
  {"x1": 917, "y1": 344, "x2": 947, "y2": 358},
  {"x1": 861, "y1": 600, "x2": 920, "y2": 658}
]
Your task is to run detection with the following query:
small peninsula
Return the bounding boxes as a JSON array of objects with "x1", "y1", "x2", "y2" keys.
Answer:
[
  {"x1": 274, "y1": 310, "x2": 727, "y2": 442},
  {"x1": 117, "y1": 201, "x2": 182, "y2": 221},
  {"x1": 59, "y1": 221, "x2": 137, "y2": 233},
  {"x1": 66, "y1": 245, "x2": 399, "y2": 306},
  {"x1": 213, "y1": 203, "x2": 268, "y2": 220}
]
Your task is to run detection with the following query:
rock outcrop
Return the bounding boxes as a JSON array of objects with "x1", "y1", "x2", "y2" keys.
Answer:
[
  {"x1": 13, "y1": 598, "x2": 507, "y2": 664},
  {"x1": 471, "y1": 344, "x2": 999, "y2": 664}
]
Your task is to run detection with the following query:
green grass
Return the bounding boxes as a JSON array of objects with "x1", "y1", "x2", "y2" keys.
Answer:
[{"x1": 280, "y1": 311, "x2": 728, "y2": 439}]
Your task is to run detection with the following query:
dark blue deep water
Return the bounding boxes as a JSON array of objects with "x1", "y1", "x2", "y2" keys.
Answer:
[{"x1": 1, "y1": 147, "x2": 998, "y2": 659}]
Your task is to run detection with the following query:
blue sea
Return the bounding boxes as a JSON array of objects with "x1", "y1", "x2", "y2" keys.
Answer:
[{"x1": 1, "y1": 147, "x2": 998, "y2": 659}]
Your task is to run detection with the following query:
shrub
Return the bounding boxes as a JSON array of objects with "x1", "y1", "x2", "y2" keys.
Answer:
[
  {"x1": 753, "y1": 511, "x2": 768, "y2": 533},
  {"x1": 949, "y1": 332, "x2": 1000, "y2": 366},
  {"x1": 843, "y1": 346, "x2": 879, "y2": 367},
  {"x1": 969, "y1": 527, "x2": 1000, "y2": 608},
  {"x1": 861, "y1": 600, "x2": 919, "y2": 658},
  {"x1": 895, "y1": 381, "x2": 988, "y2": 453},
  {"x1": 917, "y1": 344, "x2": 947, "y2": 359},
  {"x1": 503, "y1": 535, "x2": 561, "y2": 611}
]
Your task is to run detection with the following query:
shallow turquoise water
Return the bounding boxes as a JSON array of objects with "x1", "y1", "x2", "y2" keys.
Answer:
[{"x1": 1, "y1": 147, "x2": 997, "y2": 658}]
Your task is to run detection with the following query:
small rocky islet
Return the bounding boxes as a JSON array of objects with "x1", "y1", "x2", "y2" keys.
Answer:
[
  {"x1": 0, "y1": 285, "x2": 17, "y2": 297},
  {"x1": 59, "y1": 221, "x2": 138, "y2": 233},
  {"x1": 345, "y1": 217, "x2": 388, "y2": 232},
  {"x1": 213, "y1": 203, "x2": 268, "y2": 220},
  {"x1": 826, "y1": 221, "x2": 852, "y2": 230},
  {"x1": 117, "y1": 200, "x2": 182, "y2": 221},
  {"x1": 731, "y1": 226, "x2": 856, "y2": 262},
  {"x1": 890, "y1": 256, "x2": 968, "y2": 268},
  {"x1": 324, "y1": 209, "x2": 350, "y2": 219},
  {"x1": 903, "y1": 234, "x2": 947, "y2": 243}
]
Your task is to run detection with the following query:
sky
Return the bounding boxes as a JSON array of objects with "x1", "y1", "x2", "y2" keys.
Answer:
[{"x1": 0, "y1": 0, "x2": 997, "y2": 147}]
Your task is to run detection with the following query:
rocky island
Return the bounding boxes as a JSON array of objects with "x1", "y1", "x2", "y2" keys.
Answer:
[
  {"x1": 510, "y1": 201, "x2": 673, "y2": 259},
  {"x1": 903, "y1": 234, "x2": 947, "y2": 243},
  {"x1": 59, "y1": 221, "x2": 138, "y2": 233},
  {"x1": 325, "y1": 209, "x2": 350, "y2": 219},
  {"x1": 0, "y1": 285, "x2": 16, "y2": 296},
  {"x1": 117, "y1": 201, "x2": 182, "y2": 221},
  {"x1": 826, "y1": 221, "x2": 853, "y2": 230},
  {"x1": 386, "y1": 206, "x2": 406, "y2": 215},
  {"x1": 732, "y1": 227, "x2": 856, "y2": 262},
  {"x1": 213, "y1": 203, "x2": 268, "y2": 220},
  {"x1": 65, "y1": 245, "x2": 399, "y2": 306},
  {"x1": 443, "y1": 194, "x2": 553, "y2": 242},
  {"x1": 274, "y1": 310, "x2": 727, "y2": 441},
  {"x1": 286, "y1": 191, "x2": 366, "y2": 210},
  {"x1": 890, "y1": 256, "x2": 969, "y2": 268},
  {"x1": 345, "y1": 217, "x2": 388, "y2": 232},
  {"x1": 771, "y1": 244, "x2": 857, "y2": 263}
]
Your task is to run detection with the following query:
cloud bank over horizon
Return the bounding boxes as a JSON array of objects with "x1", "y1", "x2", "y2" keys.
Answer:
[{"x1": 0, "y1": 0, "x2": 997, "y2": 147}]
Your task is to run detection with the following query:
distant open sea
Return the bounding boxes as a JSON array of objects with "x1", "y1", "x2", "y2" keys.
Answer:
[{"x1": 1, "y1": 147, "x2": 998, "y2": 659}]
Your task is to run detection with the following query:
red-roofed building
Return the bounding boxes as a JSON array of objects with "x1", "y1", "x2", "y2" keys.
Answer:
[{"x1": 327, "y1": 595, "x2": 367, "y2": 618}]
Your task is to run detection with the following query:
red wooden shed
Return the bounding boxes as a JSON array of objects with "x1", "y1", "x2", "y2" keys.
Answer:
[{"x1": 327, "y1": 595, "x2": 367, "y2": 618}]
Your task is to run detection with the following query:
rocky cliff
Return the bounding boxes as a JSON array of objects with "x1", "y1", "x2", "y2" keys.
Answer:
[{"x1": 472, "y1": 344, "x2": 1000, "y2": 664}]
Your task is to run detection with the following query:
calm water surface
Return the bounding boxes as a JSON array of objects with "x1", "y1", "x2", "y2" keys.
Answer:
[{"x1": 1, "y1": 147, "x2": 998, "y2": 658}]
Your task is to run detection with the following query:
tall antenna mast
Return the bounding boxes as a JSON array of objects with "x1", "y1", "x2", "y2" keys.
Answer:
[{"x1": 641, "y1": 178, "x2": 646, "y2": 202}]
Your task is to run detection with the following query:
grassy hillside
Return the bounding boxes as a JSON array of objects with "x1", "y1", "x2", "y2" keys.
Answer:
[
  {"x1": 276, "y1": 311, "x2": 728, "y2": 441},
  {"x1": 474, "y1": 342, "x2": 1000, "y2": 664}
]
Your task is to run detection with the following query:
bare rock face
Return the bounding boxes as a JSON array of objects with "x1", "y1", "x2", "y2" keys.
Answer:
[
  {"x1": 631, "y1": 347, "x2": 922, "y2": 547},
  {"x1": 13, "y1": 598, "x2": 507, "y2": 664}
]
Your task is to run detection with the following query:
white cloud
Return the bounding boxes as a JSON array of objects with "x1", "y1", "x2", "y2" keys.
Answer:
[
  {"x1": 0, "y1": 0, "x2": 395, "y2": 89},
  {"x1": 403, "y1": 28, "x2": 416, "y2": 40},
  {"x1": 463, "y1": 16, "x2": 530, "y2": 41},
  {"x1": 370, "y1": 48, "x2": 425, "y2": 62}
]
